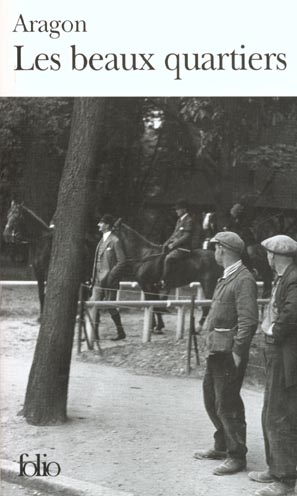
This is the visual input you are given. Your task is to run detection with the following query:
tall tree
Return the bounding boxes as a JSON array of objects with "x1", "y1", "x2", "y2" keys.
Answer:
[{"x1": 23, "y1": 98, "x2": 106, "y2": 425}]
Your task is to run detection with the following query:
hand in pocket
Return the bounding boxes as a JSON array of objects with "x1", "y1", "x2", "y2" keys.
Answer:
[{"x1": 232, "y1": 351, "x2": 241, "y2": 368}]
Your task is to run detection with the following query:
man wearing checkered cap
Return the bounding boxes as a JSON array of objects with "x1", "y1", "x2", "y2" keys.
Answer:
[
  {"x1": 194, "y1": 231, "x2": 258, "y2": 476},
  {"x1": 248, "y1": 235, "x2": 297, "y2": 496}
]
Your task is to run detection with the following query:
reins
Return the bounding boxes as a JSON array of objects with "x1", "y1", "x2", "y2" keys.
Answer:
[
  {"x1": 125, "y1": 252, "x2": 165, "y2": 264},
  {"x1": 112, "y1": 221, "x2": 164, "y2": 264},
  {"x1": 251, "y1": 212, "x2": 284, "y2": 230},
  {"x1": 26, "y1": 232, "x2": 53, "y2": 243},
  {"x1": 22, "y1": 205, "x2": 51, "y2": 231}
]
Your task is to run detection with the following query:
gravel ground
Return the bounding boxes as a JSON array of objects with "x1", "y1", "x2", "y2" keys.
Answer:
[
  {"x1": 0, "y1": 285, "x2": 265, "y2": 383},
  {"x1": 0, "y1": 284, "x2": 270, "y2": 496}
]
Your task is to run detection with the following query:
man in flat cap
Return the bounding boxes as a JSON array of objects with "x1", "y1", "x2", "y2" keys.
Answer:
[
  {"x1": 248, "y1": 235, "x2": 297, "y2": 496},
  {"x1": 161, "y1": 199, "x2": 193, "y2": 288},
  {"x1": 194, "y1": 231, "x2": 258, "y2": 476},
  {"x1": 87, "y1": 214, "x2": 126, "y2": 346}
]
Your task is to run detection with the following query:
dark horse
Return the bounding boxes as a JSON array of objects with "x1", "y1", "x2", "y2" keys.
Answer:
[
  {"x1": 3, "y1": 201, "x2": 52, "y2": 313},
  {"x1": 202, "y1": 211, "x2": 273, "y2": 297},
  {"x1": 3, "y1": 201, "x2": 94, "y2": 316},
  {"x1": 114, "y1": 221, "x2": 222, "y2": 331}
]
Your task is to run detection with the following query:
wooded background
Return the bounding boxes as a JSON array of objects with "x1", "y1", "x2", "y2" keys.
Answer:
[
  {"x1": 1, "y1": 97, "x2": 297, "y2": 425},
  {"x1": 1, "y1": 97, "x2": 297, "y2": 251}
]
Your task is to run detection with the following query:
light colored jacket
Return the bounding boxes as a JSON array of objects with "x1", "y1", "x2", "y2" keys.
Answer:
[{"x1": 92, "y1": 233, "x2": 126, "y2": 288}]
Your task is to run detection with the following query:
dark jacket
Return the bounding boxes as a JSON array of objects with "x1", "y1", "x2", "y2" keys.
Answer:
[
  {"x1": 165, "y1": 213, "x2": 193, "y2": 250},
  {"x1": 272, "y1": 263, "x2": 297, "y2": 387},
  {"x1": 92, "y1": 233, "x2": 126, "y2": 288},
  {"x1": 204, "y1": 265, "x2": 258, "y2": 357}
]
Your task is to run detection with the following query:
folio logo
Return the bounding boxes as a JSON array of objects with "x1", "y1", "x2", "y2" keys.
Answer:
[{"x1": 19, "y1": 453, "x2": 61, "y2": 477}]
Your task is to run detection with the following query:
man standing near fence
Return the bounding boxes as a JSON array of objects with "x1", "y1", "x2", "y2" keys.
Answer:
[
  {"x1": 87, "y1": 214, "x2": 126, "y2": 346},
  {"x1": 194, "y1": 231, "x2": 258, "y2": 475},
  {"x1": 248, "y1": 235, "x2": 297, "y2": 496}
]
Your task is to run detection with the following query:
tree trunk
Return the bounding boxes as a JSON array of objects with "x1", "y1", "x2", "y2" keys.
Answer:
[{"x1": 23, "y1": 98, "x2": 106, "y2": 425}]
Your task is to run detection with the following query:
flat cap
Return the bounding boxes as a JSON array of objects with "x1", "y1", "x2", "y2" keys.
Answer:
[
  {"x1": 261, "y1": 235, "x2": 297, "y2": 255},
  {"x1": 210, "y1": 231, "x2": 245, "y2": 254}
]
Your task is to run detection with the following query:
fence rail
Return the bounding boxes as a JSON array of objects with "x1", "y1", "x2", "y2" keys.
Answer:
[
  {"x1": 1, "y1": 279, "x2": 270, "y2": 375},
  {"x1": 81, "y1": 297, "x2": 269, "y2": 346}
]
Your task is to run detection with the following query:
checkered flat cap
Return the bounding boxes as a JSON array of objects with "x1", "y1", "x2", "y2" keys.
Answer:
[
  {"x1": 210, "y1": 231, "x2": 245, "y2": 254},
  {"x1": 261, "y1": 235, "x2": 297, "y2": 255}
]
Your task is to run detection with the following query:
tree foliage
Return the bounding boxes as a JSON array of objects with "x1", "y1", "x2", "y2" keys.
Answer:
[
  {"x1": 1, "y1": 97, "x2": 297, "y2": 244},
  {"x1": 0, "y1": 98, "x2": 73, "y2": 229}
]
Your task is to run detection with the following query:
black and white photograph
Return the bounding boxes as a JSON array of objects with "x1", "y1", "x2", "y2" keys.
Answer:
[{"x1": 1, "y1": 97, "x2": 297, "y2": 496}]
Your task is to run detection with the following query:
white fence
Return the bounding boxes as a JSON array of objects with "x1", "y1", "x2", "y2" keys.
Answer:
[{"x1": 1, "y1": 280, "x2": 269, "y2": 346}]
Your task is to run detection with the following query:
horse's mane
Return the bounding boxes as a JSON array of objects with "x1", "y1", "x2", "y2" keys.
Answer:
[{"x1": 117, "y1": 222, "x2": 161, "y2": 249}]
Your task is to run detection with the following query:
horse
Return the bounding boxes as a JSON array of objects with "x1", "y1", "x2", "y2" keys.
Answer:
[
  {"x1": 202, "y1": 211, "x2": 273, "y2": 297},
  {"x1": 3, "y1": 201, "x2": 94, "y2": 317},
  {"x1": 3, "y1": 201, "x2": 53, "y2": 314},
  {"x1": 113, "y1": 220, "x2": 223, "y2": 331},
  {"x1": 202, "y1": 212, "x2": 218, "y2": 249}
]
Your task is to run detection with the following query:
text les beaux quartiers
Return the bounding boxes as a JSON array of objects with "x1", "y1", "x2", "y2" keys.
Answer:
[{"x1": 13, "y1": 14, "x2": 287, "y2": 80}]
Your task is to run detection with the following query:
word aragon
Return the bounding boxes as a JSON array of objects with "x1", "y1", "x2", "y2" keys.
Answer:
[
  {"x1": 13, "y1": 14, "x2": 87, "y2": 39},
  {"x1": 19, "y1": 453, "x2": 61, "y2": 477},
  {"x1": 70, "y1": 46, "x2": 155, "y2": 71}
]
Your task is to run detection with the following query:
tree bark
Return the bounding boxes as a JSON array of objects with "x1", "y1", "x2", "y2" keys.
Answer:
[{"x1": 23, "y1": 98, "x2": 106, "y2": 425}]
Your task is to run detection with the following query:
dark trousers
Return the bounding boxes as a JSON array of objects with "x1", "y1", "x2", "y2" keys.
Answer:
[
  {"x1": 90, "y1": 285, "x2": 124, "y2": 338},
  {"x1": 163, "y1": 249, "x2": 189, "y2": 283},
  {"x1": 203, "y1": 353, "x2": 248, "y2": 460},
  {"x1": 262, "y1": 344, "x2": 297, "y2": 483}
]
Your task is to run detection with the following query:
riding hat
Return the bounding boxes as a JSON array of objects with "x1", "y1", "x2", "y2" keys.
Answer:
[
  {"x1": 230, "y1": 203, "x2": 244, "y2": 218},
  {"x1": 261, "y1": 235, "x2": 297, "y2": 255},
  {"x1": 174, "y1": 199, "x2": 188, "y2": 210},
  {"x1": 98, "y1": 214, "x2": 114, "y2": 227},
  {"x1": 210, "y1": 231, "x2": 245, "y2": 254}
]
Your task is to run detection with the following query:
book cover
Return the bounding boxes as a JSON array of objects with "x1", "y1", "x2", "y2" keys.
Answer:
[{"x1": 1, "y1": 2, "x2": 297, "y2": 496}]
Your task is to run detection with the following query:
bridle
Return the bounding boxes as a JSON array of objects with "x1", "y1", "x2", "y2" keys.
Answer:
[{"x1": 7, "y1": 204, "x2": 52, "y2": 243}]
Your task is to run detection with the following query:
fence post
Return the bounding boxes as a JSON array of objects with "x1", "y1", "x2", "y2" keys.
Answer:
[
  {"x1": 77, "y1": 285, "x2": 84, "y2": 354},
  {"x1": 186, "y1": 295, "x2": 200, "y2": 374},
  {"x1": 196, "y1": 283, "x2": 204, "y2": 301},
  {"x1": 176, "y1": 305, "x2": 186, "y2": 340},
  {"x1": 143, "y1": 306, "x2": 153, "y2": 343}
]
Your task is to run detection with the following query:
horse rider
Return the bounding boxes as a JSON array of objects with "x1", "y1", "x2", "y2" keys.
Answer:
[
  {"x1": 228, "y1": 203, "x2": 257, "y2": 251},
  {"x1": 160, "y1": 199, "x2": 193, "y2": 288},
  {"x1": 248, "y1": 235, "x2": 297, "y2": 496},
  {"x1": 226, "y1": 202, "x2": 259, "y2": 271},
  {"x1": 88, "y1": 214, "x2": 126, "y2": 345}
]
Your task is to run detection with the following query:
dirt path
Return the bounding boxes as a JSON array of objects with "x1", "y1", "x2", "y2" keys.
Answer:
[{"x1": 1, "y1": 287, "x2": 268, "y2": 496}]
